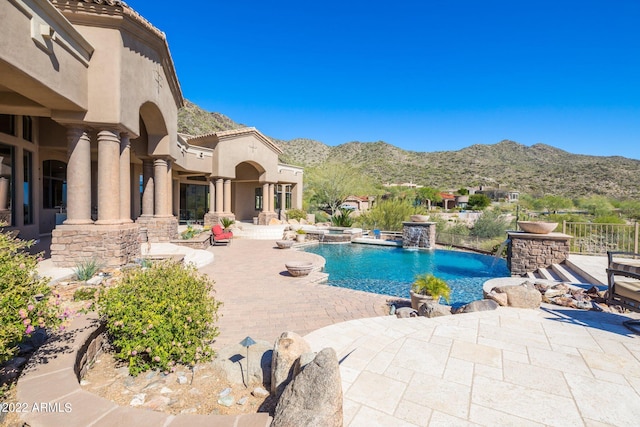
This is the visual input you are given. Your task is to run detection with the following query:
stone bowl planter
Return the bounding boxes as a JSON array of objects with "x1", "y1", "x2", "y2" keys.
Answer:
[
  {"x1": 285, "y1": 261, "x2": 314, "y2": 277},
  {"x1": 410, "y1": 215, "x2": 430, "y2": 222},
  {"x1": 410, "y1": 290, "x2": 435, "y2": 310},
  {"x1": 276, "y1": 240, "x2": 294, "y2": 249},
  {"x1": 517, "y1": 221, "x2": 558, "y2": 234}
]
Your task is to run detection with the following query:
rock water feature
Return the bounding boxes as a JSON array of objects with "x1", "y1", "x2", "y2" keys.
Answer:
[{"x1": 402, "y1": 221, "x2": 436, "y2": 249}]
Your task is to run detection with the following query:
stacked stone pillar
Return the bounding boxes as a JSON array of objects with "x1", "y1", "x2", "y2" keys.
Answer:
[
  {"x1": 507, "y1": 231, "x2": 572, "y2": 276},
  {"x1": 258, "y1": 181, "x2": 278, "y2": 225},
  {"x1": 52, "y1": 128, "x2": 140, "y2": 267}
]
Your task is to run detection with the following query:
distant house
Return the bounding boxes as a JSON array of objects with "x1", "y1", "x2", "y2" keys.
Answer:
[
  {"x1": 342, "y1": 195, "x2": 375, "y2": 214},
  {"x1": 437, "y1": 192, "x2": 457, "y2": 210},
  {"x1": 473, "y1": 186, "x2": 519, "y2": 203}
]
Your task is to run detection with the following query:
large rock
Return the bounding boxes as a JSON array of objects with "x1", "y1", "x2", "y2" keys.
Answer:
[
  {"x1": 272, "y1": 348, "x2": 342, "y2": 427},
  {"x1": 271, "y1": 331, "x2": 311, "y2": 398},
  {"x1": 457, "y1": 299, "x2": 499, "y2": 313},
  {"x1": 395, "y1": 307, "x2": 418, "y2": 318},
  {"x1": 494, "y1": 282, "x2": 542, "y2": 309},
  {"x1": 213, "y1": 340, "x2": 272, "y2": 387},
  {"x1": 418, "y1": 301, "x2": 452, "y2": 318}
]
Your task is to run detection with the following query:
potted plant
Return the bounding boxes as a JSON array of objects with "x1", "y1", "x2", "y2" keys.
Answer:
[
  {"x1": 220, "y1": 217, "x2": 235, "y2": 232},
  {"x1": 410, "y1": 274, "x2": 451, "y2": 309},
  {"x1": 295, "y1": 228, "x2": 307, "y2": 243}
]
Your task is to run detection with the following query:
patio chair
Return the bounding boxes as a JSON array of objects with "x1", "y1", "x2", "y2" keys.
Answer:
[
  {"x1": 606, "y1": 251, "x2": 640, "y2": 332},
  {"x1": 211, "y1": 224, "x2": 233, "y2": 246}
]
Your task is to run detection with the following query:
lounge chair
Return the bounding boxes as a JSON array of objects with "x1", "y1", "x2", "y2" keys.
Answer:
[
  {"x1": 607, "y1": 251, "x2": 640, "y2": 332},
  {"x1": 211, "y1": 224, "x2": 233, "y2": 246}
]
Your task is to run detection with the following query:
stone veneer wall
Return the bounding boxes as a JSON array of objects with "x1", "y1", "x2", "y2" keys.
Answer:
[
  {"x1": 402, "y1": 222, "x2": 436, "y2": 249},
  {"x1": 136, "y1": 216, "x2": 179, "y2": 242},
  {"x1": 507, "y1": 231, "x2": 572, "y2": 276},
  {"x1": 51, "y1": 223, "x2": 140, "y2": 268}
]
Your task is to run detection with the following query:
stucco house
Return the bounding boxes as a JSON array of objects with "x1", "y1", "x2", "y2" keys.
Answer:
[{"x1": 0, "y1": 0, "x2": 302, "y2": 267}]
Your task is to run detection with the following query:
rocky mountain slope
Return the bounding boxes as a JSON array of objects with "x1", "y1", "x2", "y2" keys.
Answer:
[{"x1": 177, "y1": 101, "x2": 640, "y2": 198}]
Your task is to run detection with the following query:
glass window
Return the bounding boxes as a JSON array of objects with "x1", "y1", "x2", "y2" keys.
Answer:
[
  {"x1": 179, "y1": 183, "x2": 209, "y2": 223},
  {"x1": 0, "y1": 115, "x2": 16, "y2": 136},
  {"x1": 0, "y1": 143, "x2": 13, "y2": 226},
  {"x1": 43, "y1": 160, "x2": 67, "y2": 209},
  {"x1": 22, "y1": 116, "x2": 33, "y2": 142},
  {"x1": 23, "y1": 151, "x2": 33, "y2": 224},
  {"x1": 255, "y1": 187, "x2": 263, "y2": 211}
]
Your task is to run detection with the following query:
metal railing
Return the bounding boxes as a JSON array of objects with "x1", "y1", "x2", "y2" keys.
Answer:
[
  {"x1": 436, "y1": 232, "x2": 500, "y2": 254},
  {"x1": 562, "y1": 221, "x2": 640, "y2": 255}
]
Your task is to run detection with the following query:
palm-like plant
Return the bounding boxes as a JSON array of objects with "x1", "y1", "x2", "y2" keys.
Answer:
[{"x1": 411, "y1": 274, "x2": 451, "y2": 303}]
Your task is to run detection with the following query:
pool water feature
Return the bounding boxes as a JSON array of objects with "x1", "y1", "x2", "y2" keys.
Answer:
[{"x1": 304, "y1": 244, "x2": 510, "y2": 306}]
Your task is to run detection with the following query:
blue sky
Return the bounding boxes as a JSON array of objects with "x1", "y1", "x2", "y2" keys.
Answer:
[{"x1": 126, "y1": 0, "x2": 640, "y2": 160}]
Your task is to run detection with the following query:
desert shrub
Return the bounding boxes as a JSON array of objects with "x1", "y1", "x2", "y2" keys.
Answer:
[
  {"x1": 180, "y1": 225, "x2": 203, "y2": 240},
  {"x1": 331, "y1": 209, "x2": 354, "y2": 227},
  {"x1": 286, "y1": 209, "x2": 307, "y2": 221},
  {"x1": 0, "y1": 227, "x2": 64, "y2": 364},
  {"x1": 98, "y1": 261, "x2": 222, "y2": 376},
  {"x1": 358, "y1": 199, "x2": 416, "y2": 231},
  {"x1": 73, "y1": 258, "x2": 101, "y2": 281},
  {"x1": 313, "y1": 210, "x2": 330, "y2": 223},
  {"x1": 470, "y1": 210, "x2": 509, "y2": 238},
  {"x1": 73, "y1": 287, "x2": 97, "y2": 302}
]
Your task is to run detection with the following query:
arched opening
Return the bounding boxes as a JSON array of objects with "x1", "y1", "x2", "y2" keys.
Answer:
[{"x1": 233, "y1": 161, "x2": 265, "y2": 221}]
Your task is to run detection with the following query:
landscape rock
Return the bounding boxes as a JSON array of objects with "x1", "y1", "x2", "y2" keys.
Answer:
[
  {"x1": 395, "y1": 307, "x2": 418, "y2": 318},
  {"x1": 457, "y1": 299, "x2": 499, "y2": 313},
  {"x1": 129, "y1": 393, "x2": 146, "y2": 407},
  {"x1": 486, "y1": 290, "x2": 508, "y2": 306},
  {"x1": 213, "y1": 340, "x2": 272, "y2": 386},
  {"x1": 494, "y1": 282, "x2": 542, "y2": 309},
  {"x1": 142, "y1": 395, "x2": 170, "y2": 410},
  {"x1": 418, "y1": 301, "x2": 452, "y2": 318},
  {"x1": 252, "y1": 386, "x2": 270, "y2": 398},
  {"x1": 271, "y1": 332, "x2": 311, "y2": 398},
  {"x1": 272, "y1": 348, "x2": 342, "y2": 427}
]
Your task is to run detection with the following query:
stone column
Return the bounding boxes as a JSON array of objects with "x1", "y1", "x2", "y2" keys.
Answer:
[
  {"x1": 154, "y1": 158, "x2": 168, "y2": 217},
  {"x1": 208, "y1": 178, "x2": 215, "y2": 213},
  {"x1": 141, "y1": 159, "x2": 154, "y2": 216},
  {"x1": 268, "y1": 183, "x2": 275, "y2": 213},
  {"x1": 96, "y1": 130, "x2": 121, "y2": 224},
  {"x1": 119, "y1": 133, "x2": 132, "y2": 223},
  {"x1": 64, "y1": 128, "x2": 92, "y2": 224},
  {"x1": 215, "y1": 178, "x2": 224, "y2": 213},
  {"x1": 223, "y1": 179, "x2": 231, "y2": 213},
  {"x1": 131, "y1": 163, "x2": 141, "y2": 219},
  {"x1": 166, "y1": 159, "x2": 173, "y2": 216},
  {"x1": 262, "y1": 182, "x2": 270, "y2": 212}
]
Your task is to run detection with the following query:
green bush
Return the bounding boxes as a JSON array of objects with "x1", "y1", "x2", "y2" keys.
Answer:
[
  {"x1": 98, "y1": 261, "x2": 222, "y2": 376},
  {"x1": 220, "y1": 217, "x2": 235, "y2": 229},
  {"x1": 73, "y1": 287, "x2": 97, "y2": 302},
  {"x1": 313, "y1": 210, "x2": 330, "y2": 223},
  {"x1": 286, "y1": 209, "x2": 307, "y2": 221},
  {"x1": 358, "y1": 199, "x2": 416, "y2": 231},
  {"x1": 470, "y1": 210, "x2": 509, "y2": 238},
  {"x1": 73, "y1": 258, "x2": 101, "y2": 281},
  {"x1": 331, "y1": 209, "x2": 354, "y2": 227},
  {"x1": 180, "y1": 225, "x2": 203, "y2": 240},
  {"x1": 0, "y1": 227, "x2": 64, "y2": 364}
]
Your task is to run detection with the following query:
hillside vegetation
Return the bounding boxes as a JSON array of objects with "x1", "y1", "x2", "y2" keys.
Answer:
[{"x1": 178, "y1": 101, "x2": 640, "y2": 199}]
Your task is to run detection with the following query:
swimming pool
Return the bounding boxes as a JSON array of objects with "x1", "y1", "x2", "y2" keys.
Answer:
[{"x1": 303, "y1": 244, "x2": 510, "y2": 306}]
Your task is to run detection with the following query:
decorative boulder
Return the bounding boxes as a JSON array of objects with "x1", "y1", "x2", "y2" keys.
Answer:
[
  {"x1": 455, "y1": 299, "x2": 499, "y2": 314},
  {"x1": 272, "y1": 348, "x2": 342, "y2": 427},
  {"x1": 494, "y1": 282, "x2": 542, "y2": 309},
  {"x1": 212, "y1": 340, "x2": 272, "y2": 386},
  {"x1": 271, "y1": 332, "x2": 311, "y2": 398},
  {"x1": 395, "y1": 307, "x2": 418, "y2": 318},
  {"x1": 418, "y1": 301, "x2": 452, "y2": 318},
  {"x1": 485, "y1": 290, "x2": 509, "y2": 306}
]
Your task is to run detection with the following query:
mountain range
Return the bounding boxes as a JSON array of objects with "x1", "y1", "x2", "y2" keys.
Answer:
[{"x1": 177, "y1": 101, "x2": 640, "y2": 198}]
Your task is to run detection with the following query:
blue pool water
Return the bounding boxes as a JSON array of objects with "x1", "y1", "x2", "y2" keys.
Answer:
[{"x1": 304, "y1": 244, "x2": 510, "y2": 306}]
